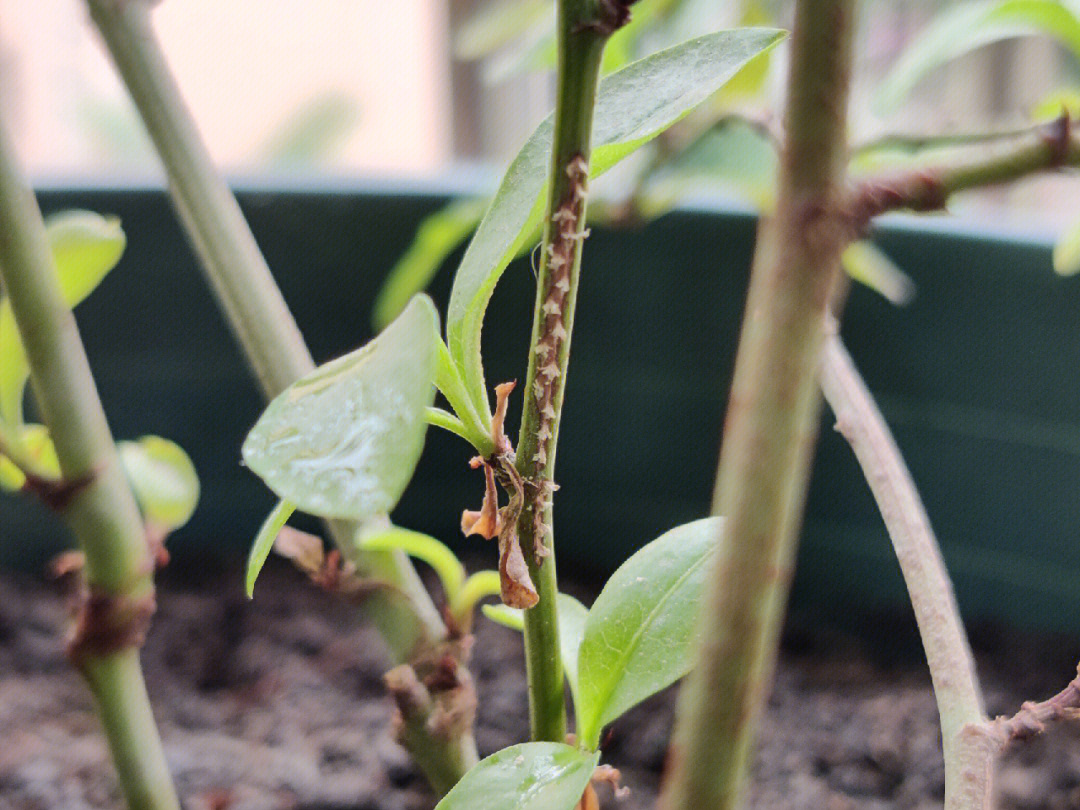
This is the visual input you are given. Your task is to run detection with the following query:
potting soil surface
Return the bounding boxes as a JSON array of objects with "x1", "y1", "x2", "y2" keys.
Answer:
[{"x1": 2, "y1": 561, "x2": 1080, "y2": 810}]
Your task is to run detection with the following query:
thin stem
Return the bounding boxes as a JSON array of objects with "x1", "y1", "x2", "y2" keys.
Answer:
[
  {"x1": 85, "y1": 0, "x2": 476, "y2": 790},
  {"x1": 849, "y1": 115, "x2": 1080, "y2": 226},
  {"x1": 819, "y1": 332, "x2": 986, "y2": 807},
  {"x1": 84, "y1": 0, "x2": 444, "y2": 657},
  {"x1": 515, "y1": 0, "x2": 613, "y2": 743},
  {"x1": 660, "y1": 3, "x2": 856, "y2": 809},
  {"x1": 83, "y1": 651, "x2": 182, "y2": 810},
  {"x1": 0, "y1": 119, "x2": 179, "y2": 810}
]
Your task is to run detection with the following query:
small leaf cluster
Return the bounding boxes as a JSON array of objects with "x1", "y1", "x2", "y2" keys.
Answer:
[
  {"x1": 0, "y1": 211, "x2": 198, "y2": 536},
  {"x1": 242, "y1": 28, "x2": 782, "y2": 599}
]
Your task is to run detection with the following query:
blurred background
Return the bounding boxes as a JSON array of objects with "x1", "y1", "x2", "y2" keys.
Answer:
[{"x1": 1, "y1": 0, "x2": 1077, "y2": 229}]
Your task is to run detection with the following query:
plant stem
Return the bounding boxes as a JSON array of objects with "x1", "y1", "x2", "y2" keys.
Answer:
[
  {"x1": 0, "y1": 119, "x2": 179, "y2": 810},
  {"x1": 85, "y1": 0, "x2": 443, "y2": 658},
  {"x1": 819, "y1": 332, "x2": 987, "y2": 807},
  {"x1": 83, "y1": 651, "x2": 183, "y2": 810},
  {"x1": 514, "y1": 0, "x2": 611, "y2": 744},
  {"x1": 849, "y1": 115, "x2": 1080, "y2": 225},
  {"x1": 660, "y1": 3, "x2": 856, "y2": 809},
  {"x1": 85, "y1": 0, "x2": 476, "y2": 790}
]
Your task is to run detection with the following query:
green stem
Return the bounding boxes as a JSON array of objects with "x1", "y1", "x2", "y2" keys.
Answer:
[
  {"x1": 85, "y1": 0, "x2": 475, "y2": 790},
  {"x1": 850, "y1": 116, "x2": 1080, "y2": 223},
  {"x1": 83, "y1": 651, "x2": 182, "y2": 810},
  {"x1": 660, "y1": 3, "x2": 856, "y2": 809},
  {"x1": 0, "y1": 119, "x2": 179, "y2": 810},
  {"x1": 515, "y1": 0, "x2": 611, "y2": 744},
  {"x1": 85, "y1": 0, "x2": 443, "y2": 657}
]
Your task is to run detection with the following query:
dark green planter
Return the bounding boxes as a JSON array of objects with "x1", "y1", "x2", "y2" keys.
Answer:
[{"x1": 3, "y1": 183, "x2": 1078, "y2": 635}]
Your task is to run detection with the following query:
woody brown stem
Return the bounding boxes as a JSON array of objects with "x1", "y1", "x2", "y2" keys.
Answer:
[
  {"x1": 848, "y1": 115, "x2": 1079, "y2": 229},
  {"x1": 819, "y1": 332, "x2": 986, "y2": 808}
]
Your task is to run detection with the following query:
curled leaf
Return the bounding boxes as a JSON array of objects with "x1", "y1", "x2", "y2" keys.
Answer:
[
  {"x1": 274, "y1": 526, "x2": 327, "y2": 576},
  {"x1": 462, "y1": 462, "x2": 501, "y2": 539}
]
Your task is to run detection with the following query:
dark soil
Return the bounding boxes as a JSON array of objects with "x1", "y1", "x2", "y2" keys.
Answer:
[{"x1": 2, "y1": 561, "x2": 1080, "y2": 810}]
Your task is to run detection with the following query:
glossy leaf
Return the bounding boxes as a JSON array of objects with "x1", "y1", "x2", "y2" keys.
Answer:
[
  {"x1": 576, "y1": 517, "x2": 724, "y2": 749},
  {"x1": 0, "y1": 210, "x2": 125, "y2": 424},
  {"x1": 118, "y1": 436, "x2": 200, "y2": 531},
  {"x1": 435, "y1": 743, "x2": 599, "y2": 810},
  {"x1": 246, "y1": 499, "x2": 297, "y2": 597},
  {"x1": 446, "y1": 28, "x2": 785, "y2": 413},
  {"x1": 242, "y1": 295, "x2": 439, "y2": 520},
  {"x1": 875, "y1": 0, "x2": 1080, "y2": 114},
  {"x1": 358, "y1": 523, "x2": 465, "y2": 605},
  {"x1": 373, "y1": 198, "x2": 486, "y2": 331}
]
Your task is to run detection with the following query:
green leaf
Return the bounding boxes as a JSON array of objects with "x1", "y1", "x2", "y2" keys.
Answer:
[
  {"x1": 0, "y1": 423, "x2": 60, "y2": 491},
  {"x1": 841, "y1": 241, "x2": 916, "y2": 306},
  {"x1": 454, "y1": 0, "x2": 550, "y2": 61},
  {"x1": 242, "y1": 295, "x2": 439, "y2": 520},
  {"x1": 257, "y1": 93, "x2": 361, "y2": 171},
  {"x1": 246, "y1": 499, "x2": 297, "y2": 598},
  {"x1": 435, "y1": 743, "x2": 599, "y2": 810},
  {"x1": 1054, "y1": 214, "x2": 1080, "y2": 274},
  {"x1": 118, "y1": 436, "x2": 200, "y2": 531},
  {"x1": 875, "y1": 0, "x2": 1080, "y2": 114},
  {"x1": 554, "y1": 594, "x2": 588, "y2": 711},
  {"x1": 0, "y1": 210, "x2": 126, "y2": 424},
  {"x1": 373, "y1": 198, "x2": 486, "y2": 331},
  {"x1": 637, "y1": 117, "x2": 778, "y2": 217},
  {"x1": 479, "y1": 593, "x2": 588, "y2": 707},
  {"x1": 446, "y1": 27, "x2": 786, "y2": 414},
  {"x1": 482, "y1": 602, "x2": 525, "y2": 630},
  {"x1": 576, "y1": 516, "x2": 724, "y2": 749},
  {"x1": 454, "y1": 569, "x2": 502, "y2": 619},
  {"x1": 358, "y1": 524, "x2": 465, "y2": 605}
]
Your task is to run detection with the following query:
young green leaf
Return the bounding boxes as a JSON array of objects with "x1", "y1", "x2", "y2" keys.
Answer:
[
  {"x1": 118, "y1": 436, "x2": 200, "y2": 532},
  {"x1": 445, "y1": 27, "x2": 786, "y2": 413},
  {"x1": 0, "y1": 423, "x2": 60, "y2": 490},
  {"x1": 246, "y1": 499, "x2": 297, "y2": 597},
  {"x1": 481, "y1": 602, "x2": 525, "y2": 631},
  {"x1": 875, "y1": 0, "x2": 1080, "y2": 114},
  {"x1": 1054, "y1": 214, "x2": 1080, "y2": 275},
  {"x1": 841, "y1": 241, "x2": 916, "y2": 306},
  {"x1": 0, "y1": 210, "x2": 126, "y2": 424},
  {"x1": 373, "y1": 198, "x2": 486, "y2": 331},
  {"x1": 554, "y1": 594, "x2": 588, "y2": 711},
  {"x1": 453, "y1": 569, "x2": 502, "y2": 621},
  {"x1": 434, "y1": 742, "x2": 599, "y2": 810},
  {"x1": 357, "y1": 524, "x2": 465, "y2": 605},
  {"x1": 242, "y1": 295, "x2": 439, "y2": 520},
  {"x1": 576, "y1": 517, "x2": 724, "y2": 749}
]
